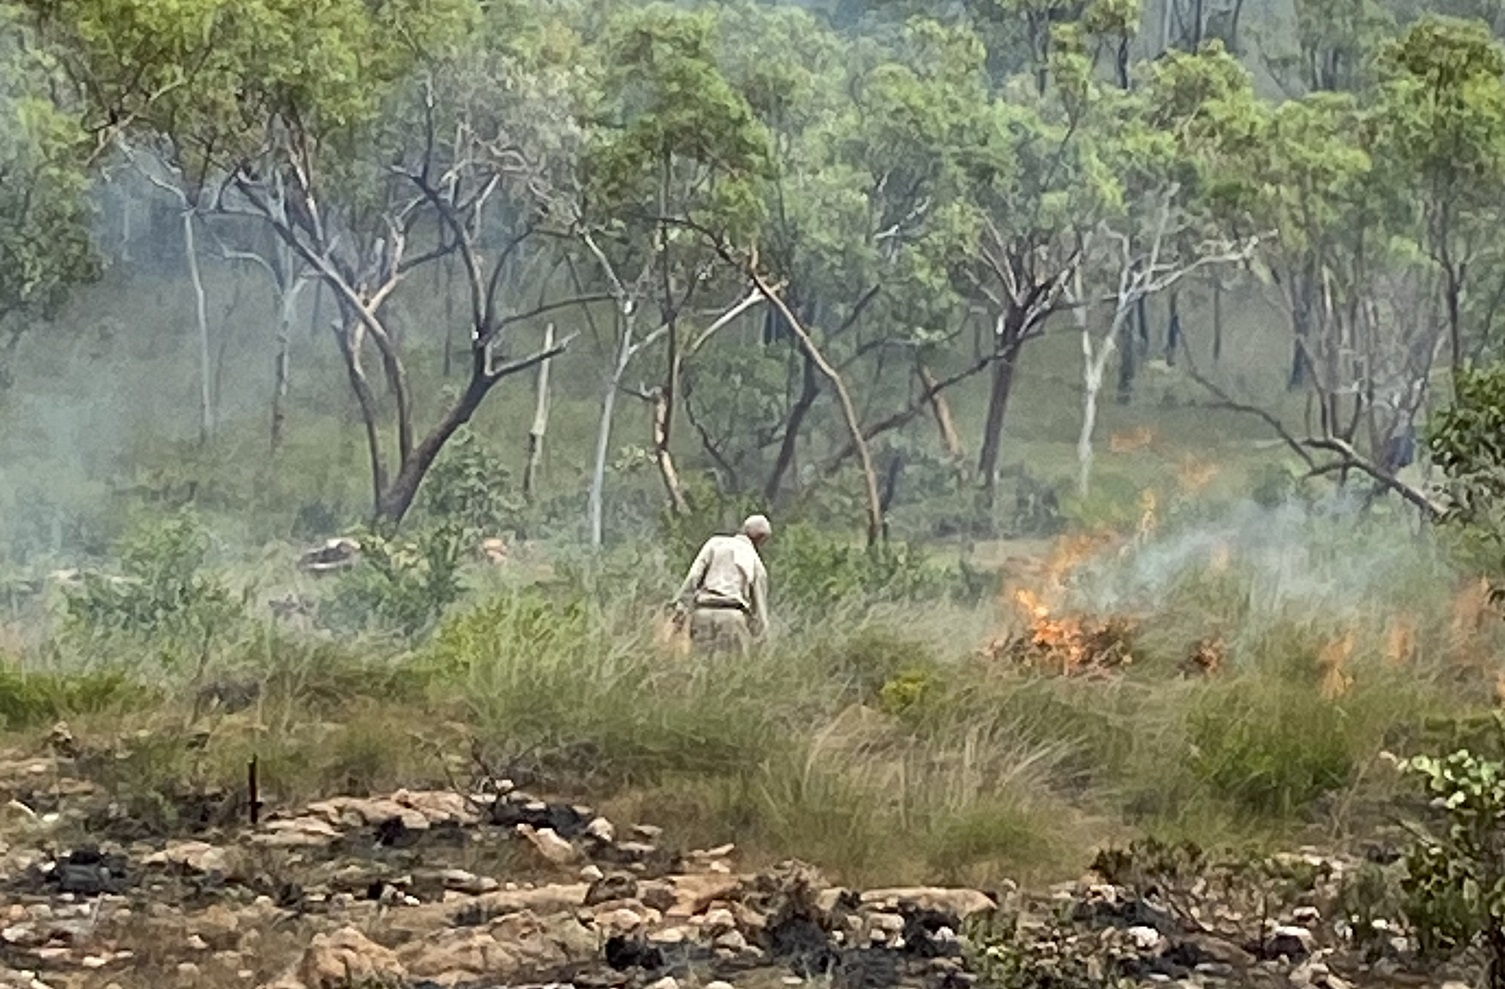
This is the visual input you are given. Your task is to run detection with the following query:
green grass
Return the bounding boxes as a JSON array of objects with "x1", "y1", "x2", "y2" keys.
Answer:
[
  {"x1": 4, "y1": 493, "x2": 1500, "y2": 889},
  {"x1": 0, "y1": 257, "x2": 1491, "y2": 889}
]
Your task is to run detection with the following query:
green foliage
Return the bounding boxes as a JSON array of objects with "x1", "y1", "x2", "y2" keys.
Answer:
[
  {"x1": 0, "y1": 7, "x2": 98, "y2": 379},
  {"x1": 318, "y1": 524, "x2": 467, "y2": 641},
  {"x1": 414, "y1": 427, "x2": 521, "y2": 539},
  {"x1": 765, "y1": 522, "x2": 967, "y2": 612},
  {"x1": 61, "y1": 510, "x2": 244, "y2": 667},
  {"x1": 0, "y1": 666, "x2": 151, "y2": 729},
  {"x1": 1431, "y1": 363, "x2": 1505, "y2": 580},
  {"x1": 584, "y1": 3, "x2": 772, "y2": 240},
  {"x1": 22, "y1": 0, "x2": 477, "y2": 181},
  {"x1": 1395, "y1": 733, "x2": 1505, "y2": 977},
  {"x1": 1187, "y1": 685, "x2": 1356, "y2": 816}
]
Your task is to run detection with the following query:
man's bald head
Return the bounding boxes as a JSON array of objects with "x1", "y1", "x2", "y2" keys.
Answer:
[{"x1": 741, "y1": 514, "x2": 772, "y2": 547}]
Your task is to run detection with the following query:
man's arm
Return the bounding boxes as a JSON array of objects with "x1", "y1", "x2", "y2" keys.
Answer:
[
  {"x1": 749, "y1": 562, "x2": 770, "y2": 639},
  {"x1": 673, "y1": 542, "x2": 712, "y2": 611}
]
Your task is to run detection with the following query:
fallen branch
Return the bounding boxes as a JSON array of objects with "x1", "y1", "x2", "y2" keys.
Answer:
[{"x1": 1180, "y1": 339, "x2": 1443, "y2": 520}]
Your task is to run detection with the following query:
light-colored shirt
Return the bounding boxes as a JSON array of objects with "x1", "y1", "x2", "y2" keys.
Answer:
[{"x1": 674, "y1": 533, "x2": 769, "y2": 637}]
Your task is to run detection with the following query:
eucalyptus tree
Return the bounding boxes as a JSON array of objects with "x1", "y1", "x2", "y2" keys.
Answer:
[
  {"x1": 0, "y1": 5, "x2": 96, "y2": 389},
  {"x1": 23, "y1": 0, "x2": 585, "y2": 524}
]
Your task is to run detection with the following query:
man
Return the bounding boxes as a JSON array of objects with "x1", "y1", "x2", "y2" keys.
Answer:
[{"x1": 672, "y1": 514, "x2": 772, "y2": 655}]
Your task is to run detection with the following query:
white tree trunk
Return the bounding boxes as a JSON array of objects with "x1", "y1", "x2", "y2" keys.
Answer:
[
  {"x1": 1077, "y1": 333, "x2": 1116, "y2": 498},
  {"x1": 524, "y1": 323, "x2": 556, "y2": 503},
  {"x1": 588, "y1": 318, "x2": 636, "y2": 549},
  {"x1": 183, "y1": 209, "x2": 213, "y2": 445},
  {"x1": 270, "y1": 259, "x2": 308, "y2": 451}
]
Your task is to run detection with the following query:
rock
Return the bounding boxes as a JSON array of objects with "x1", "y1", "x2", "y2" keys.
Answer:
[
  {"x1": 439, "y1": 869, "x2": 497, "y2": 895},
  {"x1": 700, "y1": 907, "x2": 737, "y2": 936},
  {"x1": 273, "y1": 927, "x2": 405, "y2": 989},
  {"x1": 664, "y1": 874, "x2": 742, "y2": 917},
  {"x1": 1292, "y1": 905, "x2": 1321, "y2": 925},
  {"x1": 585, "y1": 817, "x2": 616, "y2": 844},
  {"x1": 646, "y1": 978, "x2": 679, "y2": 989},
  {"x1": 706, "y1": 981, "x2": 735, "y2": 989},
  {"x1": 392, "y1": 789, "x2": 482, "y2": 827},
  {"x1": 143, "y1": 840, "x2": 231, "y2": 875},
  {"x1": 631, "y1": 825, "x2": 664, "y2": 842},
  {"x1": 580, "y1": 865, "x2": 605, "y2": 883},
  {"x1": 858, "y1": 887, "x2": 997, "y2": 919},
  {"x1": 398, "y1": 928, "x2": 519, "y2": 985},
  {"x1": 585, "y1": 873, "x2": 639, "y2": 906},
  {"x1": 1181, "y1": 933, "x2": 1253, "y2": 969},
  {"x1": 714, "y1": 930, "x2": 749, "y2": 953},
  {"x1": 1126, "y1": 925, "x2": 1164, "y2": 952},
  {"x1": 639, "y1": 882, "x2": 676, "y2": 913},
  {"x1": 515, "y1": 825, "x2": 579, "y2": 865},
  {"x1": 596, "y1": 908, "x2": 650, "y2": 933}
]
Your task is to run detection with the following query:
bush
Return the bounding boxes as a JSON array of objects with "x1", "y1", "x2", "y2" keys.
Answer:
[
  {"x1": 61, "y1": 509, "x2": 246, "y2": 669},
  {"x1": 1394, "y1": 732, "x2": 1505, "y2": 986},
  {"x1": 317, "y1": 524, "x2": 467, "y2": 640},
  {"x1": 415, "y1": 427, "x2": 522, "y2": 539},
  {"x1": 768, "y1": 523, "x2": 964, "y2": 611}
]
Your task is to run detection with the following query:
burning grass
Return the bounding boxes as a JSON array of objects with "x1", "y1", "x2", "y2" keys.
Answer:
[
  {"x1": 980, "y1": 589, "x2": 1139, "y2": 677},
  {"x1": 6, "y1": 498, "x2": 1505, "y2": 888}
]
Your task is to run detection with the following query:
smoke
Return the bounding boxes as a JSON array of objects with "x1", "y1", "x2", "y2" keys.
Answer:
[{"x1": 1069, "y1": 493, "x2": 1451, "y2": 624}]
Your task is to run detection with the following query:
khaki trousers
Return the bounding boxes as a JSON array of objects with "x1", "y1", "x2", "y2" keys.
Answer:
[{"x1": 688, "y1": 607, "x2": 752, "y2": 656}]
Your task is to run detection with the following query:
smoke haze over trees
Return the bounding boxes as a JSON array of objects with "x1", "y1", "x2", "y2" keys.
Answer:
[{"x1": 0, "y1": 0, "x2": 1503, "y2": 555}]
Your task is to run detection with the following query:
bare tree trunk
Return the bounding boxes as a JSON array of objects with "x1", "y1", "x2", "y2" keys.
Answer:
[
  {"x1": 918, "y1": 362, "x2": 964, "y2": 460},
  {"x1": 309, "y1": 279, "x2": 324, "y2": 339},
  {"x1": 1078, "y1": 312, "x2": 1120, "y2": 498},
  {"x1": 211, "y1": 277, "x2": 246, "y2": 426},
  {"x1": 1212, "y1": 276, "x2": 1224, "y2": 363},
  {"x1": 977, "y1": 310, "x2": 1025, "y2": 514},
  {"x1": 589, "y1": 314, "x2": 634, "y2": 549},
  {"x1": 764, "y1": 353, "x2": 818, "y2": 502},
  {"x1": 443, "y1": 258, "x2": 456, "y2": 378},
  {"x1": 120, "y1": 191, "x2": 134, "y2": 264},
  {"x1": 270, "y1": 277, "x2": 299, "y2": 451},
  {"x1": 333, "y1": 318, "x2": 388, "y2": 514},
  {"x1": 651, "y1": 388, "x2": 688, "y2": 515},
  {"x1": 183, "y1": 209, "x2": 213, "y2": 446},
  {"x1": 753, "y1": 273, "x2": 885, "y2": 545},
  {"x1": 523, "y1": 323, "x2": 555, "y2": 504}
]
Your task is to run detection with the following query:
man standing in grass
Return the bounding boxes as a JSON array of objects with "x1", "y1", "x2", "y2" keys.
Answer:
[{"x1": 671, "y1": 514, "x2": 772, "y2": 655}]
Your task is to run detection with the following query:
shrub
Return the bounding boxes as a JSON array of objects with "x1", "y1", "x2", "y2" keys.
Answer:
[
  {"x1": 317, "y1": 523, "x2": 467, "y2": 640},
  {"x1": 415, "y1": 427, "x2": 522, "y2": 539},
  {"x1": 61, "y1": 510, "x2": 246, "y2": 669},
  {"x1": 1394, "y1": 733, "x2": 1505, "y2": 986},
  {"x1": 0, "y1": 667, "x2": 153, "y2": 729}
]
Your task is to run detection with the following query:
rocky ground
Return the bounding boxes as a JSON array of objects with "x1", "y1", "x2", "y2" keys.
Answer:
[{"x1": 0, "y1": 731, "x2": 1476, "y2": 989}]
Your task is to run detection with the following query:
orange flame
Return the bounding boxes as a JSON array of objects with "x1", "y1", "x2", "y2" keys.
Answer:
[
  {"x1": 1385, "y1": 615, "x2": 1418, "y2": 667},
  {"x1": 1136, "y1": 490, "x2": 1159, "y2": 542},
  {"x1": 1110, "y1": 426, "x2": 1156, "y2": 453},
  {"x1": 1177, "y1": 455, "x2": 1219, "y2": 495},
  {"x1": 1319, "y1": 631, "x2": 1356, "y2": 699}
]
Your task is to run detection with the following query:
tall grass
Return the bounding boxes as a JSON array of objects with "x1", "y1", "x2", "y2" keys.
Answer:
[{"x1": 2, "y1": 495, "x2": 1502, "y2": 887}]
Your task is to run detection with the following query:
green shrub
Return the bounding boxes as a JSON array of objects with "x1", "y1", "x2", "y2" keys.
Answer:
[
  {"x1": 318, "y1": 523, "x2": 467, "y2": 640},
  {"x1": 1395, "y1": 732, "x2": 1505, "y2": 985},
  {"x1": 61, "y1": 509, "x2": 246, "y2": 668},
  {"x1": 414, "y1": 427, "x2": 522, "y2": 539}
]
